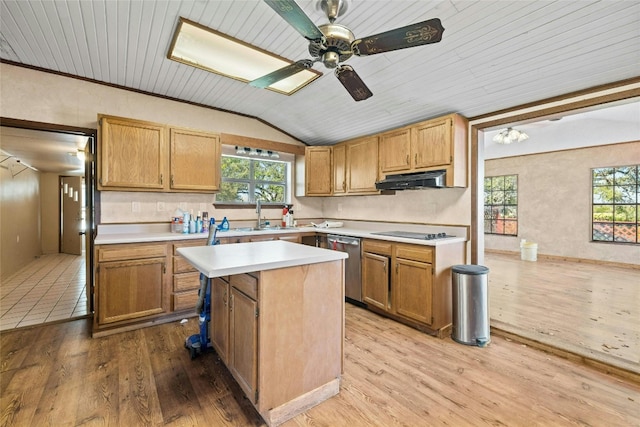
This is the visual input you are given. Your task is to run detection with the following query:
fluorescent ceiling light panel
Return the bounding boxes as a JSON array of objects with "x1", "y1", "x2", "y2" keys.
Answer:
[{"x1": 168, "y1": 18, "x2": 321, "y2": 95}]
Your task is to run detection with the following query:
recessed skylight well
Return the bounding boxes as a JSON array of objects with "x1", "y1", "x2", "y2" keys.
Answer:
[{"x1": 167, "y1": 17, "x2": 321, "y2": 95}]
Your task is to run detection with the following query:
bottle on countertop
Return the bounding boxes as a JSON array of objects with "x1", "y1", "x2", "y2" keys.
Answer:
[
  {"x1": 189, "y1": 210, "x2": 196, "y2": 233},
  {"x1": 287, "y1": 207, "x2": 294, "y2": 227},
  {"x1": 196, "y1": 212, "x2": 203, "y2": 234},
  {"x1": 221, "y1": 217, "x2": 229, "y2": 231},
  {"x1": 282, "y1": 205, "x2": 289, "y2": 227},
  {"x1": 202, "y1": 212, "x2": 209, "y2": 233},
  {"x1": 182, "y1": 211, "x2": 190, "y2": 234}
]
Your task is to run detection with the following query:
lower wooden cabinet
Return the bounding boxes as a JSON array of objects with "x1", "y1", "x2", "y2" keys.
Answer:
[
  {"x1": 230, "y1": 280, "x2": 259, "y2": 403},
  {"x1": 211, "y1": 277, "x2": 230, "y2": 364},
  {"x1": 94, "y1": 242, "x2": 169, "y2": 332},
  {"x1": 361, "y1": 239, "x2": 464, "y2": 337}
]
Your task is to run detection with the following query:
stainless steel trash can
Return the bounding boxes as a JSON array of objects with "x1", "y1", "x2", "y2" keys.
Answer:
[{"x1": 451, "y1": 265, "x2": 490, "y2": 347}]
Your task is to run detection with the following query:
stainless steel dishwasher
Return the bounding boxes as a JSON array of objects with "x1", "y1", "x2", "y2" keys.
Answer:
[{"x1": 327, "y1": 234, "x2": 364, "y2": 306}]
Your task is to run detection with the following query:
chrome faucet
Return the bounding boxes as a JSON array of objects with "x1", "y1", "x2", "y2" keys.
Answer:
[{"x1": 256, "y1": 199, "x2": 265, "y2": 228}]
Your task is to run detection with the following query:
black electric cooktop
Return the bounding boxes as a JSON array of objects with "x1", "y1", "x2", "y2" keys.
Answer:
[{"x1": 371, "y1": 231, "x2": 456, "y2": 240}]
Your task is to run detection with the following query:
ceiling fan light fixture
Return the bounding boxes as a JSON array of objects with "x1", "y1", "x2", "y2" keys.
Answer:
[
  {"x1": 168, "y1": 17, "x2": 321, "y2": 95},
  {"x1": 493, "y1": 128, "x2": 529, "y2": 144}
]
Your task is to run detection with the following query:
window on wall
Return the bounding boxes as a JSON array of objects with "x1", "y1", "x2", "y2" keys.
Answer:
[
  {"x1": 592, "y1": 165, "x2": 639, "y2": 243},
  {"x1": 484, "y1": 174, "x2": 518, "y2": 236},
  {"x1": 217, "y1": 154, "x2": 290, "y2": 204}
]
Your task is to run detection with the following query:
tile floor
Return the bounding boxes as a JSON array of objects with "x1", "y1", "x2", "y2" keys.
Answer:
[{"x1": 0, "y1": 253, "x2": 88, "y2": 331}]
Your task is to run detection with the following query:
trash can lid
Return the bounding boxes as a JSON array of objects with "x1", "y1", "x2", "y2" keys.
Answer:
[{"x1": 452, "y1": 264, "x2": 490, "y2": 275}]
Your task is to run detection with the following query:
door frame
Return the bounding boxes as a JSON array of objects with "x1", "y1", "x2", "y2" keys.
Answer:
[{"x1": 0, "y1": 117, "x2": 97, "y2": 314}]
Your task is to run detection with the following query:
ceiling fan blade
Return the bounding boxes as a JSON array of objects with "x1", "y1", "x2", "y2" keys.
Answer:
[
  {"x1": 335, "y1": 65, "x2": 372, "y2": 102},
  {"x1": 351, "y1": 18, "x2": 444, "y2": 56},
  {"x1": 249, "y1": 59, "x2": 315, "y2": 88},
  {"x1": 264, "y1": 0, "x2": 325, "y2": 41}
]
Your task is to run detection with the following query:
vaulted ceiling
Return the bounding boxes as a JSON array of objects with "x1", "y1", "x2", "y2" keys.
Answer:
[{"x1": 1, "y1": 0, "x2": 639, "y2": 146}]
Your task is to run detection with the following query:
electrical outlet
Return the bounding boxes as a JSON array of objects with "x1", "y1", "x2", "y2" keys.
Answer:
[
  {"x1": 179, "y1": 202, "x2": 187, "y2": 211},
  {"x1": 199, "y1": 203, "x2": 207, "y2": 212},
  {"x1": 132, "y1": 202, "x2": 141, "y2": 212},
  {"x1": 157, "y1": 202, "x2": 165, "y2": 211},
  {"x1": 337, "y1": 203, "x2": 343, "y2": 212}
]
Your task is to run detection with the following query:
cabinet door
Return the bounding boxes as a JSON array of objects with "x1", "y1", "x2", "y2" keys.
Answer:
[
  {"x1": 170, "y1": 128, "x2": 220, "y2": 191},
  {"x1": 412, "y1": 117, "x2": 452, "y2": 169},
  {"x1": 362, "y1": 252, "x2": 390, "y2": 311},
  {"x1": 394, "y1": 258, "x2": 433, "y2": 325},
  {"x1": 211, "y1": 277, "x2": 230, "y2": 363},
  {"x1": 99, "y1": 115, "x2": 167, "y2": 190},
  {"x1": 379, "y1": 127, "x2": 411, "y2": 174},
  {"x1": 305, "y1": 146, "x2": 333, "y2": 196},
  {"x1": 332, "y1": 143, "x2": 346, "y2": 195},
  {"x1": 346, "y1": 136, "x2": 379, "y2": 194},
  {"x1": 97, "y1": 257, "x2": 166, "y2": 324},
  {"x1": 230, "y1": 287, "x2": 258, "y2": 403}
]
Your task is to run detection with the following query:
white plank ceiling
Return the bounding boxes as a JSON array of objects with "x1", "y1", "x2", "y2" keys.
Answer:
[{"x1": 1, "y1": 0, "x2": 639, "y2": 146}]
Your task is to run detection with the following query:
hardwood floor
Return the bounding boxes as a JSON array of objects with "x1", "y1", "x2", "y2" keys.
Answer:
[
  {"x1": 485, "y1": 252, "x2": 640, "y2": 375},
  {"x1": 2, "y1": 304, "x2": 639, "y2": 426}
]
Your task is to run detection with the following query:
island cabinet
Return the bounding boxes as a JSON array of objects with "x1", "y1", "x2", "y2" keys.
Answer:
[
  {"x1": 361, "y1": 238, "x2": 465, "y2": 337},
  {"x1": 304, "y1": 146, "x2": 333, "y2": 196},
  {"x1": 179, "y1": 240, "x2": 345, "y2": 426},
  {"x1": 378, "y1": 113, "x2": 468, "y2": 187},
  {"x1": 98, "y1": 114, "x2": 221, "y2": 192},
  {"x1": 94, "y1": 242, "x2": 169, "y2": 334}
]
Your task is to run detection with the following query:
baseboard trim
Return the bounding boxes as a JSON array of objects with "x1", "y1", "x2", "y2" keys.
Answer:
[{"x1": 485, "y1": 249, "x2": 640, "y2": 270}]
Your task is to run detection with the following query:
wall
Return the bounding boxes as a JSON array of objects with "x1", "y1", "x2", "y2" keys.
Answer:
[
  {"x1": 484, "y1": 141, "x2": 640, "y2": 266},
  {"x1": 40, "y1": 173, "x2": 59, "y2": 254},
  {"x1": 0, "y1": 160, "x2": 41, "y2": 280},
  {"x1": 0, "y1": 63, "x2": 324, "y2": 226}
]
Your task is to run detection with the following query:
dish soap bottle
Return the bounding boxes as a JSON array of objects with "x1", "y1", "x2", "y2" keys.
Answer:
[{"x1": 221, "y1": 217, "x2": 230, "y2": 231}]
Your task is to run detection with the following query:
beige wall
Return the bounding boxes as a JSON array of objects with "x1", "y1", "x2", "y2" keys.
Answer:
[
  {"x1": 484, "y1": 141, "x2": 640, "y2": 265},
  {"x1": 40, "y1": 173, "x2": 60, "y2": 254},
  {"x1": 0, "y1": 63, "x2": 325, "y2": 226},
  {"x1": 0, "y1": 162, "x2": 41, "y2": 280}
]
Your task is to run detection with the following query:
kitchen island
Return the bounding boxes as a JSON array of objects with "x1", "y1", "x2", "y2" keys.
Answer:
[{"x1": 177, "y1": 240, "x2": 348, "y2": 427}]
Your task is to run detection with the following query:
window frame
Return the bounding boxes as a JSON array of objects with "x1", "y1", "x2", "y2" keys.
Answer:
[
  {"x1": 591, "y1": 164, "x2": 639, "y2": 244},
  {"x1": 484, "y1": 174, "x2": 518, "y2": 236},
  {"x1": 216, "y1": 149, "x2": 292, "y2": 205}
]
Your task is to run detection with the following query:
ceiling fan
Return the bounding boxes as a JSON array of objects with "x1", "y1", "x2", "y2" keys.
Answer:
[{"x1": 250, "y1": 0, "x2": 445, "y2": 101}]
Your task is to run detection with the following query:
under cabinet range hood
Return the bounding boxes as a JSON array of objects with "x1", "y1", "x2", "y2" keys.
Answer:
[{"x1": 375, "y1": 170, "x2": 446, "y2": 190}]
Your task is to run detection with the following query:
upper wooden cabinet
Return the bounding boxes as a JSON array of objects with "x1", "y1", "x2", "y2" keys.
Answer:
[
  {"x1": 98, "y1": 114, "x2": 221, "y2": 193},
  {"x1": 305, "y1": 146, "x2": 333, "y2": 196},
  {"x1": 98, "y1": 115, "x2": 167, "y2": 190},
  {"x1": 332, "y1": 143, "x2": 347, "y2": 195},
  {"x1": 379, "y1": 113, "x2": 468, "y2": 187},
  {"x1": 345, "y1": 135, "x2": 379, "y2": 194},
  {"x1": 170, "y1": 127, "x2": 220, "y2": 191}
]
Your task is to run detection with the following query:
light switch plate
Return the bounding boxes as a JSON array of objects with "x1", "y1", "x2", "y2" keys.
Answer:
[
  {"x1": 132, "y1": 202, "x2": 141, "y2": 212},
  {"x1": 157, "y1": 202, "x2": 165, "y2": 211}
]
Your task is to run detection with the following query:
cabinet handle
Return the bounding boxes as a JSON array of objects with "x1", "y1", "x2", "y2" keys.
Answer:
[
  {"x1": 414, "y1": 153, "x2": 417, "y2": 165},
  {"x1": 170, "y1": 175, "x2": 174, "y2": 186},
  {"x1": 405, "y1": 154, "x2": 409, "y2": 165},
  {"x1": 160, "y1": 173, "x2": 163, "y2": 185},
  {"x1": 223, "y1": 291, "x2": 227, "y2": 306}
]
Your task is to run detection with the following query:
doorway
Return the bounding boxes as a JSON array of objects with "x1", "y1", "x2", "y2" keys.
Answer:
[
  {"x1": 0, "y1": 119, "x2": 96, "y2": 330},
  {"x1": 470, "y1": 86, "x2": 640, "y2": 374}
]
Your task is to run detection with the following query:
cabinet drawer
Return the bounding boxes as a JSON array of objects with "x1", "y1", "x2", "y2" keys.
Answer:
[
  {"x1": 395, "y1": 244, "x2": 433, "y2": 263},
  {"x1": 97, "y1": 244, "x2": 167, "y2": 262},
  {"x1": 173, "y1": 290, "x2": 199, "y2": 311},
  {"x1": 173, "y1": 256, "x2": 198, "y2": 273},
  {"x1": 363, "y1": 239, "x2": 392, "y2": 255},
  {"x1": 173, "y1": 239, "x2": 207, "y2": 254},
  {"x1": 174, "y1": 271, "x2": 201, "y2": 292},
  {"x1": 230, "y1": 273, "x2": 258, "y2": 300}
]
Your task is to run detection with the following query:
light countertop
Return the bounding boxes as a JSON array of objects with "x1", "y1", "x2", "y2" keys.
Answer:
[
  {"x1": 95, "y1": 222, "x2": 468, "y2": 247},
  {"x1": 177, "y1": 240, "x2": 348, "y2": 278}
]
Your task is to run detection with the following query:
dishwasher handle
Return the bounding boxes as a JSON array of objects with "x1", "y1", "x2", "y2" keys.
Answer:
[{"x1": 327, "y1": 236, "x2": 360, "y2": 246}]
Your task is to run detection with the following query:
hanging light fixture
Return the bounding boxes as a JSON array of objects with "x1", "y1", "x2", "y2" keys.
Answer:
[
  {"x1": 493, "y1": 127, "x2": 529, "y2": 144},
  {"x1": 235, "y1": 146, "x2": 280, "y2": 159}
]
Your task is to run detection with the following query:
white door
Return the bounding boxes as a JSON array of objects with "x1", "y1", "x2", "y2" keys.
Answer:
[{"x1": 61, "y1": 176, "x2": 83, "y2": 255}]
